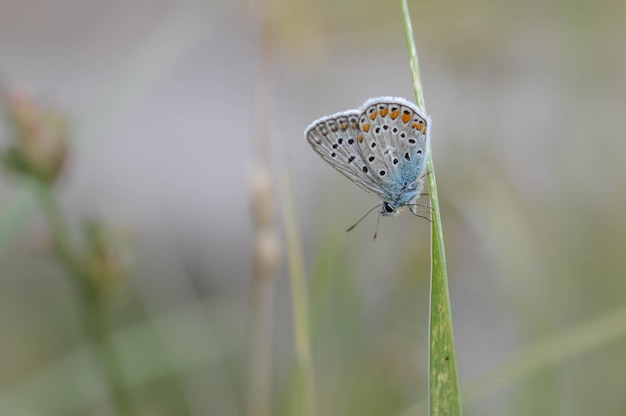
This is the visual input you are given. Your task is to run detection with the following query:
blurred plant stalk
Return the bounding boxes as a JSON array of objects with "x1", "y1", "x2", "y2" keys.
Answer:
[
  {"x1": 1, "y1": 90, "x2": 134, "y2": 416},
  {"x1": 247, "y1": 0, "x2": 281, "y2": 415}
]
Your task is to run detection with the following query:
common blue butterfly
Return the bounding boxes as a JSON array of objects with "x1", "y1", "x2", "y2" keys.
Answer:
[{"x1": 305, "y1": 97, "x2": 431, "y2": 235}]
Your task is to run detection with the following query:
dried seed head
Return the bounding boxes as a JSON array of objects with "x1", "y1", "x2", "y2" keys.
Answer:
[{"x1": 1, "y1": 89, "x2": 69, "y2": 183}]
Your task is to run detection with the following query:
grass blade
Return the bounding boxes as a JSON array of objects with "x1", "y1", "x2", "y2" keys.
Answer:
[
  {"x1": 400, "y1": 1, "x2": 462, "y2": 414},
  {"x1": 281, "y1": 172, "x2": 316, "y2": 416}
]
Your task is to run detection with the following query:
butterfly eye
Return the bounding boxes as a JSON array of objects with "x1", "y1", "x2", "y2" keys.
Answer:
[{"x1": 383, "y1": 203, "x2": 394, "y2": 213}]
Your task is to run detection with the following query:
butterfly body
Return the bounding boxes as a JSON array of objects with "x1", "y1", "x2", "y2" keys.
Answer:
[{"x1": 305, "y1": 97, "x2": 431, "y2": 218}]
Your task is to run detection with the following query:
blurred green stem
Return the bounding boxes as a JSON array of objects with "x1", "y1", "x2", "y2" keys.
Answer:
[
  {"x1": 34, "y1": 180, "x2": 133, "y2": 416},
  {"x1": 281, "y1": 173, "x2": 316, "y2": 416}
]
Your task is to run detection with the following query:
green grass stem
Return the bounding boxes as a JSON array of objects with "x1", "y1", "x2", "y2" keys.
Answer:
[{"x1": 400, "y1": 1, "x2": 462, "y2": 415}]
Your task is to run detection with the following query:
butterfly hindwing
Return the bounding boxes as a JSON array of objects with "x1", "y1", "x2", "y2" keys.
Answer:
[{"x1": 356, "y1": 98, "x2": 429, "y2": 201}]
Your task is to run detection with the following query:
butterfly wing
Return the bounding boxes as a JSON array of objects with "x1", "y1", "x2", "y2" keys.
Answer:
[
  {"x1": 305, "y1": 110, "x2": 390, "y2": 201},
  {"x1": 353, "y1": 97, "x2": 430, "y2": 204},
  {"x1": 305, "y1": 97, "x2": 430, "y2": 205}
]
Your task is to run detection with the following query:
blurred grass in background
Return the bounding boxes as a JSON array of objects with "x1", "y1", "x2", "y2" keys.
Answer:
[{"x1": 1, "y1": 0, "x2": 626, "y2": 415}]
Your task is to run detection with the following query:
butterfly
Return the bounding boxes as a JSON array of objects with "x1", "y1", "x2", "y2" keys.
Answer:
[{"x1": 304, "y1": 97, "x2": 431, "y2": 236}]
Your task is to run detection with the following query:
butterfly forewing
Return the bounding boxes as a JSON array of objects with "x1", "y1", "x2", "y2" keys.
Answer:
[{"x1": 305, "y1": 110, "x2": 390, "y2": 200}]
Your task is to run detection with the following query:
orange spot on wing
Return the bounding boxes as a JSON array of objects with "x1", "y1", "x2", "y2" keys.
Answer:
[
  {"x1": 358, "y1": 134, "x2": 364, "y2": 143},
  {"x1": 411, "y1": 122, "x2": 424, "y2": 131},
  {"x1": 341, "y1": 123, "x2": 347, "y2": 131},
  {"x1": 362, "y1": 123, "x2": 370, "y2": 132},
  {"x1": 369, "y1": 112, "x2": 377, "y2": 120},
  {"x1": 379, "y1": 108, "x2": 388, "y2": 117},
  {"x1": 401, "y1": 113, "x2": 411, "y2": 123},
  {"x1": 390, "y1": 109, "x2": 399, "y2": 119}
]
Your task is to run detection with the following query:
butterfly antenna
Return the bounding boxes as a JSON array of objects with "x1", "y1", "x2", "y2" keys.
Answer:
[
  {"x1": 346, "y1": 204, "x2": 381, "y2": 233},
  {"x1": 373, "y1": 211, "x2": 382, "y2": 241}
]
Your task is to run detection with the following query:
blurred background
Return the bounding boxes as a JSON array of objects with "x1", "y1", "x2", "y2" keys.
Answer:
[{"x1": 1, "y1": 0, "x2": 626, "y2": 415}]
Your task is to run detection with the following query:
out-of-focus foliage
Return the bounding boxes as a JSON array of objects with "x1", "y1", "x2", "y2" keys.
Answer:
[{"x1": 1, "y1": 0, "x2": 626, "y2": 415}]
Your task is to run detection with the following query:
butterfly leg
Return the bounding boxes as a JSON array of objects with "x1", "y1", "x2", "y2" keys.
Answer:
[{"x1": 411, "y1": 211, "x2": 432, "y2": 223}]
